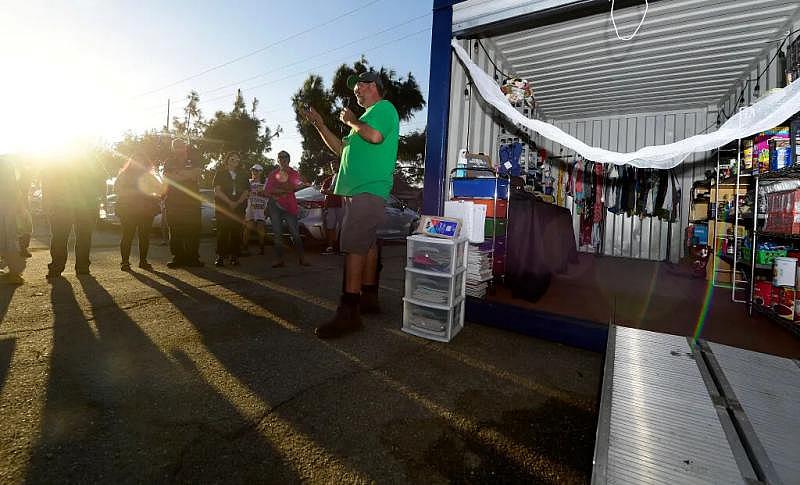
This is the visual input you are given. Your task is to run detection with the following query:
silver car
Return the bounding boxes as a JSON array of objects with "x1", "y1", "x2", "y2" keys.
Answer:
[
  {"x1": 292, "y1": 186, "x2": 419, "y2": 241},
  {"x1": 154, "y1": 189, "x2": 217, "y2": 234}
]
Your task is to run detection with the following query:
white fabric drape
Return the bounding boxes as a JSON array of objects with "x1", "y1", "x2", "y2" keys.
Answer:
[{"x1": 452, "y1": 40, "x2": 800, "y2": 170}]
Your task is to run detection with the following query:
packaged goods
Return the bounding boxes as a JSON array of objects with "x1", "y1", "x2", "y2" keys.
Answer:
[{"x1": 772, "y1": 286, "x2": 795, "y2": 320}]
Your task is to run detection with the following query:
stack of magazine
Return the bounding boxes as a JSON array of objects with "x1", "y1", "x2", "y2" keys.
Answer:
[{"x1": 465, "y1": 243, "x2": 492, "y2": 298}]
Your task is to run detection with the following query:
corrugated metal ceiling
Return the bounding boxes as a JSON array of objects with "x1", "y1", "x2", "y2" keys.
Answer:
[{"x1": 487, "y1": 0, "x2": 800, "y2": 119}]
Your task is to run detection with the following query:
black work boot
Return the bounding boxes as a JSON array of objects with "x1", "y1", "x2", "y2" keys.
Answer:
[
  {"x1": 360, "y1": 284, "x2": 381, "y2": 315},
  {"x1": 315, "y1": 293, "x2": 362, "y2": 339}
]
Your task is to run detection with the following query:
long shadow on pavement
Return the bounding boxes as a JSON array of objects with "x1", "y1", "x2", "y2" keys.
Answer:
[
  {"x1": 130, "y1": 269, "x2": 379, "y2": 479},
  {"x1": 0, "y1": 285, "x2": 17, "y2": 396},
  {"x1": 178, "y1": 267, "x2": 600, "y2": 483},
  {"x1": 0, "y1": 285, "x2": 18, "y2": 327},
  {"x1": 25, "y1": 276, "x2": 299, "y2": 483},
  {"x1": 0, "y1": 337, "x2": 15, "y2": 396}
]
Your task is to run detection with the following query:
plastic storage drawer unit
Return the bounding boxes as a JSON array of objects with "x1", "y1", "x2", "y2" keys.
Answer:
[
  {"x1": 402, "y1": 297, "x2": 464, "y2": 342},
  {"x1": 405, "y1": 267, "x2": 466, "y2": 307},
  {"x1": 407, "y1": 235, "x2": 467, "y2": 276}
]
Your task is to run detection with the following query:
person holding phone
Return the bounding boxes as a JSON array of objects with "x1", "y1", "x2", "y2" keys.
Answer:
[{"x1": 301, "y1": 71, "x2": 399, "y2": 339}]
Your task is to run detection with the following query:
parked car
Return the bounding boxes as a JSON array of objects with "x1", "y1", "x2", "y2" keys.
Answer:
[
  {"x1": 101, "y1": 189, "x2": 217, "y2": 235},
  {"x1": 290, "y1": 186, "x2": 419, "y2": 241},
  {"x1": 153, "y1": 189, "x2": 217, "y2": 235}
]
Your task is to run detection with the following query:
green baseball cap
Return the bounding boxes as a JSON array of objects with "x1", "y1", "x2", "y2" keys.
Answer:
[{"x1": 346, "y1": 71, "x2": 383, "y2": 91}]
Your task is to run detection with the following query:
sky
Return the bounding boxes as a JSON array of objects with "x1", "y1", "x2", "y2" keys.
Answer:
[{"x1": 0, "y1": 0, "x2": 433, "y2": 164}]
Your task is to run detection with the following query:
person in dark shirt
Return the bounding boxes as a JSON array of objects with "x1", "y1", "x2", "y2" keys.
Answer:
[
  {"x1": 0, "y1": 157, "x2": 26, "y2": 284},
  {"x1": 114, "y1": 150, "x2": 163, "y2": 271},
  {"x1": 163, "y1": 138, "x2": 203, "y2": 268},
  {"x1": 213, "y1": 153, "x2": 250, "y2": 266},
  {"x1": 42, "y1": 148, "x2": 107, "y2": 278}
]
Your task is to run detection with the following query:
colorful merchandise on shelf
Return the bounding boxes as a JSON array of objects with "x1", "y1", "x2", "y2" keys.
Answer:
[
  {"x1": 742, "y1": 139, "x2": 754, "y2": 171},
  {"x1": 484, "y1": 218, "x2": 508, "y2": 237},
  {"x1": 771, "y1": 286, "x2": 795, "y2": 320},
  {"x1": 757, "y1": 246, "x2": 789, "y2": 265},
  {"x1": 455, "y1": 150, "x2": 495, "y2": 178},
  {"x1": 452, "y1": 178, "x2": 510, "y2": 199},
  {"x1": 498, "y1": 142, "x2": 523, "y2": 177},
  {"x1": 762, "y1": 189, "x2": 800, "y2": 234},
  {"x1": 752, "y1": 127, "x2": 789, "y2": 174},
  {"x1": 769, "y1": 138, "x2": 792, "y2": 171},
  {"x1": 455, "y1": 198, "x2": 508, "y2": 218},
  {"x1": 753, "y1": 281, "x2": 773, "y2": 307}
]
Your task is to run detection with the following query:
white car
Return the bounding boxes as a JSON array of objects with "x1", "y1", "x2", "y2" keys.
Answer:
[{"x1": 289, "y1": 186, "x2": 419, "y2": 241}]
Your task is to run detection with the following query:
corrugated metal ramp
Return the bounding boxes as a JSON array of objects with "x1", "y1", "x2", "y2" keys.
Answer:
[{"x1": 593, "y1": 326, "x2": 800, "y2": 484}]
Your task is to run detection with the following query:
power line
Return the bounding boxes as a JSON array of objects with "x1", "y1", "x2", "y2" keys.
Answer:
[
  {"x1": 133, "y1": 0, "x2": 385, "y2": 99},
  {"x1": 199, "y1": 11, "x2": 431, "y2": 98},
  {"x1": 150, "y1": 27, "x2": 432, "y2": 117},
  {"x1": 135, "y1": 11, "x2": 431, "y2": 115}
]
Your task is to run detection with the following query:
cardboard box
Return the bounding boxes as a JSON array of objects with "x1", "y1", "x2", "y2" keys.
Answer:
[{"x1": 691, "y1": 202, "x2": 709, "y2": 221}]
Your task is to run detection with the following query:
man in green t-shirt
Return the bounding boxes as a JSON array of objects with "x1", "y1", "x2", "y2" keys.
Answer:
[{"x1": 302, "y1": 71, "x2": 400, "y2": 339}]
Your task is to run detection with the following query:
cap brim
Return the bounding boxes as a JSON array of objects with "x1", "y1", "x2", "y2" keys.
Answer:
[{"x1": 346, "y1": 74, "x2": 359, "y2": 91}]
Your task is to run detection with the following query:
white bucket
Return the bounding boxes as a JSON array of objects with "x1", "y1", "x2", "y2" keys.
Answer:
[{"x1": 773, "y1": 257, "x2": 797, "y2": 287}]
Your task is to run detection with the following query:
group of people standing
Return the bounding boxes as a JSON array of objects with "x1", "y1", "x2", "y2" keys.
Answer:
[
  {"x1": 2, "y1": 69, "x2": 400, "y2": 342},
  {"x1": 212, "y1": 149, "x2": 309, "y2": 268}
]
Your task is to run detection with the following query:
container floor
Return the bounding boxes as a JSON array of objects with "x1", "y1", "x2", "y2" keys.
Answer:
[{"x1": 488, "y1": 254, "x2": 800, "y2": 358}]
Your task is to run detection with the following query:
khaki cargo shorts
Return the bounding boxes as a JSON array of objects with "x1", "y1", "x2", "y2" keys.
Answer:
[{"x1": 340, "y1": 193, "x2": 385, "y2": 254}]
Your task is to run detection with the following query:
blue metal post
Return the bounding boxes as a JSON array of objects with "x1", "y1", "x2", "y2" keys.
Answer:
[{"x1": 422, "y1": 0, "x2": 460, "y2": 216}]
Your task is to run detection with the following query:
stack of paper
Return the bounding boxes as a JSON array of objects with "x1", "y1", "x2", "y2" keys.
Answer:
[{"x1": 466, "y1": 243, "x2": 493, "y2": 298}]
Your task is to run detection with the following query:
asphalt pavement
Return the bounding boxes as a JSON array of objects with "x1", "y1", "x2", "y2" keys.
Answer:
[{"x1": 0, "y1": 224, "x2": 602, "y2": 484}]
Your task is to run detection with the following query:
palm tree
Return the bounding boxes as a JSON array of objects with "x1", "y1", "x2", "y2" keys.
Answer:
[{"x1": 184, "y1": 90, "x2": 201, "y2": 137}]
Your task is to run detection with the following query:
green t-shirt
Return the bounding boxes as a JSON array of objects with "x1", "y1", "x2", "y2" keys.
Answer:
[{"x1": 335, "y1": 99, "x2": 399, "y2": 199}]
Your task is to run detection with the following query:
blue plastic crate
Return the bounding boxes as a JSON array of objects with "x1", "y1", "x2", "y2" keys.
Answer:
[{"x1": 452, "y1": 178, "x2": 509, "y2": 199}]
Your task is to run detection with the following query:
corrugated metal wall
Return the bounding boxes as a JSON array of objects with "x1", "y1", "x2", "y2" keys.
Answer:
[
  {"x1": 447, "y1": 20, "x2": 799, "y2": 263},
  {"x1": 717, "y1": 17, "x2": 800, "y2": 122},
  {"x1": 542, "y1": 110, "x2": 715, "y2": 262},
  {"x1": 446, "y1": 39, "x2": 507, "y2": 179}
]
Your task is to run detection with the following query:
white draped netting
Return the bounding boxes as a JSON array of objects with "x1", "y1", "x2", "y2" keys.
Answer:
[{"x1": 452, "y1": 40, "x2": 800, "y2": 170}]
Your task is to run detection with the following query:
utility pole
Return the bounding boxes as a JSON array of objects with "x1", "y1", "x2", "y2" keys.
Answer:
[{"x1": 165, "y1": 98, "x2": 171, "y2": 133}]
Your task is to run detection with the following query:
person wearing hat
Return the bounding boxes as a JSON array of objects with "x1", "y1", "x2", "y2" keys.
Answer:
[
  {"x1": 242, "y1": 163, "x2": 268, "y2": 255},
  {"x1": 301, "y1": 70, "x2": 399, "y2": 339}
]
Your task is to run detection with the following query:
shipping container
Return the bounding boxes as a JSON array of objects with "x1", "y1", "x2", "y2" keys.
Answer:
[{"x1": 421, "y1": 0, "x2": 800, "y2": 349}]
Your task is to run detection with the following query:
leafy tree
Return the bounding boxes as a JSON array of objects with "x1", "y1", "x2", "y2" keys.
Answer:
[
  {"x1": 114, "y1": 131, "x2": 175, "y2": 169},
  {"x1": 396, "y1": 129, "x2": 425, "y2": 186},
  {"x1": 292, "y1": 57, "x2": 426, "y2": 183},
  {"x1": 115, "y1": 90, "x2": 278, "y2": 188}
]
